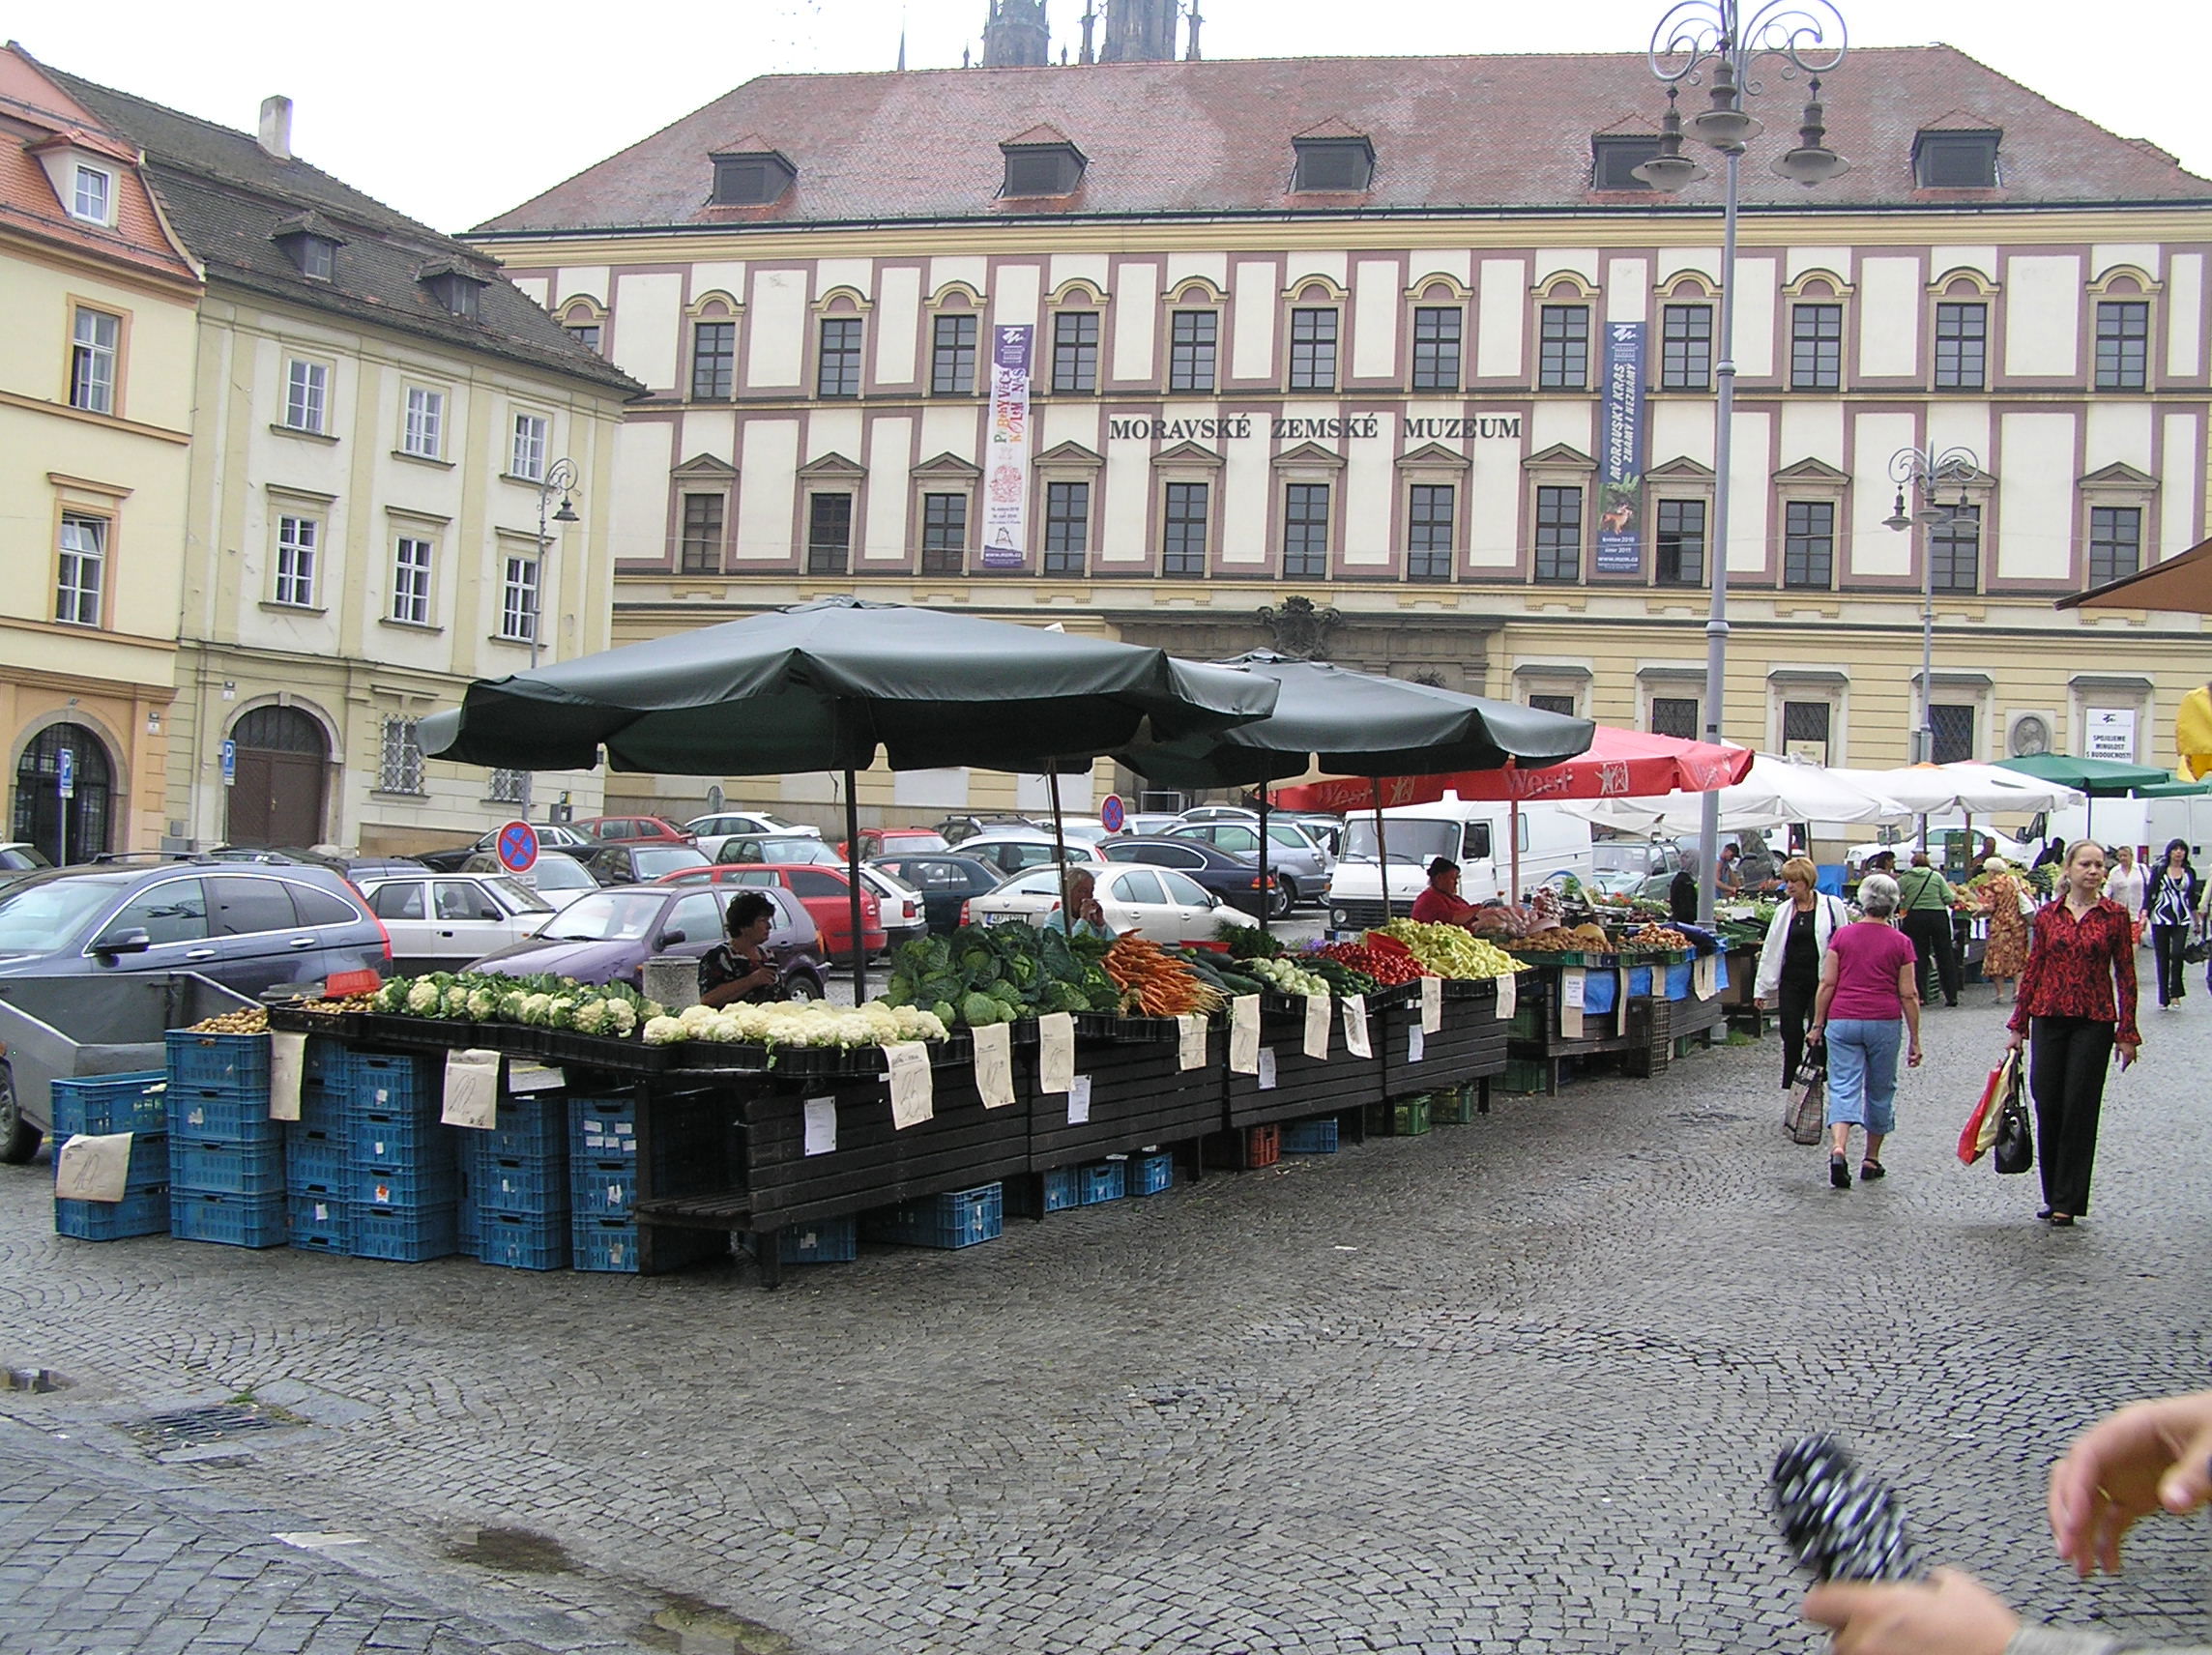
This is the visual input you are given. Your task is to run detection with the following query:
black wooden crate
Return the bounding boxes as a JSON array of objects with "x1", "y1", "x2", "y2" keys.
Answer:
[
  {"x1": 1379, "y1": 993, "x2": 1509, "y2": 1099},
  {"x1": 1224, "y1": 1010, "x2": 1384, "y2": 1130},
  {"x1": 1024, "y1": 1029, "x2": 1224, "y2": 1170}
]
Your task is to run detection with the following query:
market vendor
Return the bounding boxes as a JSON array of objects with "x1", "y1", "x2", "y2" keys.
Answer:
[
  {"x1": 700, "y1": 891, "x2": 783, "y2": 1007},
  {"x1": 1044, "y1": 867, "x2": 1115, "y2": 938},
  {"x1": 1411, "y1": 857, "x2": 1481, "y2": 926}
]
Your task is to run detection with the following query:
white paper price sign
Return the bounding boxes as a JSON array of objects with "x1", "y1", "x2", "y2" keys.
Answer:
[
  {"x1": 1406, "y1": 1024, "x2": 1425, "y2": 1063},
  {"x1": 1694, "y1": 954, "x2": 1718, "y2": 1001},
  {"x1": 886, "y1": 1042, "x2": 934, "y2": 1129},
  {"x1": 1176, "y1": 1013, "x2": 1208, "y2": 1072},
  {"x1": 803, "y1": 1095, "x2": 837, "y2": 1156},
  {"x1": 1067, "y1": 1074, "x2": 1091, "y2": 1124},
  {"x1": 1496, "y1": 972, "x2": 1517, "y2": 1021},
  {"x1": 1303, "y1": 992, "x2": 1332, "y2": 1059},
  {"x1": 973, "y1": 1021, "x2": 1016, "y2": 1109},
  {"x1": 1342, "y1": 994, "x2": 1371, "y2": 1060},
  {"x1": 1420, "y1": 974, "x2": 1442, "y2": 1034},
  {"x1": 1038, "y1": 1011, "x2": 1076, "y2": 1094},
  {"x1": 1615, "y1": 968, "x2": 1632, "y2": 1038},
  {"x1": 1559, "y1": 968, "x2": 1586, "y2": 1039},
  {"x1": 1229, "y1": 995, "x2": 1261, "y2": 1075},
  {"x1": 269, "y1": 1031, "x2": 306, "y2": 1122},
  {"x1": 441, "y1": 1050, "x2": 500, "y2": 1130},
  {"x1": 55, "y1": 1131, "x2": 131, "y2": 1203},
  {"x1": 1257, "y1": 1046, "x2": 1278, "y2": 1089}
]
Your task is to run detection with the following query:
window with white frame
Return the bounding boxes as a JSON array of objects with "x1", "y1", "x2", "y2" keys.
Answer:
[
  {"x1": 275, "y1": 515, "x2": 319, "y2": 606},
  {"x1": 284, "y1": 359, "x2": 328, "y2": 433},
  {"x1": 70, "y1": 164, "x2": 111, "y2": 223},
  {"x1": 510, "y1": 412, "x2": 547, "y2": 480},
  {"x1": 56, "y1": 513, "x2": 105, "y2": 626},
  {"x1": 401, "y1": 387, "x2": 445, "y2": 458},
  {"x1": 500, "y1": 555, "x2": 539, "y2": 642},
  {"x1": 378, "y1": 715, "x2": 425, "y2": 795},
  {"x1": 70, "y1": 306, "x2": 119, "y2": 414},
  {"x1": 392, "y1": 537, "x2": 433, "y2": 624}
]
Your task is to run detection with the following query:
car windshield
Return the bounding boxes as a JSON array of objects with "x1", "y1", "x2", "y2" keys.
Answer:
[
  {"x1": 0, "y1": 845, "x2": 55, "y2": 870},
  {"x1": 760, "y1": 839, "x2": 830, "y2": 863},
  {"x1": 632, "y1": 847, "x2": 710, "y2": 877},
  {"x1": 1340, "y1": 820, "x2": 1460, "y2": 865},
  {"x1": 1592, "y1": 843, "x2": 1660, "y2": 875},
  {"x1": 0, "y1": 879, "x2": 124, "y2": 951},
  {"x1": 530, "y1": 857, "x2": 594, "y2": 890},
  {"x1": 484, "y1": 876, "x2": 555, "y2": 913},
  {"x1": 541, "y1": 891, "x2": 668, "y2": 942}
]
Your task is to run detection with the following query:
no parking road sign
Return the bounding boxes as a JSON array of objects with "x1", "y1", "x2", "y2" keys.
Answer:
[
  {"x1": 496, "y1": 820, "x2": 539, "y2": 875},
  {"x1": 1100, "y1": 794, "x2": 1125, "y2": 834}
]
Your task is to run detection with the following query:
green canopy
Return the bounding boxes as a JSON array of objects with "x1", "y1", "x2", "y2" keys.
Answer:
[
  {"x1": 2132, "y1": 778, "x2": 2212, "y2": 798},
  {"x1": 1993, "y1": 753, "x2": 2176, "y2": 797},
  {"x1": 416, "y1": 596, "x2": 1278, "y2": 776}
]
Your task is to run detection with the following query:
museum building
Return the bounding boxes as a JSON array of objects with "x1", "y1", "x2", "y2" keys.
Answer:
[{"x1": 466, "y1": 35, "x2": 2212, "y2": 816}]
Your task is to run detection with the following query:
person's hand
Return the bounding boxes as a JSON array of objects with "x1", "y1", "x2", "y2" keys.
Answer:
[
  {"x1": 1757, "y1": 995, "x2": 1773, "y2": 1010},
  {"x1": 2049, "y1": 1390, "x2": 2212, "y2": 1577},
  {"x1": 1801, "y1": 1568, "x2": 2019, "y2": 1655},
  {"x1": 2005, "y1": 1028, "x2": 2024, "y2": 1052},
  {"x1": 1807, "y1": 1023, "x2": 1824, "y2": 1044},
  {"x1": 1906, "y1": 1041, "x2": 1923, "y2": 1068},
  {"x1": 2115, "y1": 1038, "x2": 2139, "y2": 1072}
]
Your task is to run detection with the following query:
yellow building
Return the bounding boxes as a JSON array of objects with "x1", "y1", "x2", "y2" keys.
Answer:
[
  {"x1": 53, "y1": 70, "x2": 643, "y2": 856},
  {"x1": 0, "y1": 46, "x2": 201, "y2": 857}
]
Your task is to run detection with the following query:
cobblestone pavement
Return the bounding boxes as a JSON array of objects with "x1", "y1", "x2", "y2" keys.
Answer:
[{"x1": 3, "y1": 987, "x2": 2209, "y2": 1655}]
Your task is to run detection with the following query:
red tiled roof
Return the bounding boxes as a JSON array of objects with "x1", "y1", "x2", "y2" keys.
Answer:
[
  {"x1": 476, "y1": 46, "x2": 2212, "y2": 237},
  {"x1": 0, "y1": 44, "x2": 196, "y2": 284}
]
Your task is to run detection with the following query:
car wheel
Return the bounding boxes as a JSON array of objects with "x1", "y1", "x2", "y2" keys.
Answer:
[
  {"x1": 782, "y1": 973, "x2": 824, "y2": 1002},
  {"x1": 0, "y1": 1063, "x2": 42, "y2": 1166},
  {"x1": 1267, "y1": 881, "x2": 1295, "y2": 920}
]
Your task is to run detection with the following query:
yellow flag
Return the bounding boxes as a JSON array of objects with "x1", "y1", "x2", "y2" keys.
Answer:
[{"x1": 2178, "y1": 683, "x2": 2212, "y2": 780}]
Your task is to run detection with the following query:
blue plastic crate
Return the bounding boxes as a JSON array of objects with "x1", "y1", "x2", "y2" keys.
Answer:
[
  {"x1": 284, "y1": 1129, "x2": 346, "y2": 1196},
  {"x1": 350, "y1": 1110, "x2": 452, "y2": 1166},
  {"x1": 474, "y1": 1155, "x2": 569, "y2": 1218},
  {"x1": 286, "y1": 1194, "x2": 350, "y2": 1254},
  {"x1": 333, "y1": 1051, "x2": 438, "y2": 1114},
  {"x1": 859, "y1": 1183, "x2": 1003, "y2": 1250},
  {"x1": 354, "y1": 1160, "x2": 460, "y2": 1209},
  {"x1": 301, "y1": 1036, "x2": 342, "y2": 1082},
  {"x1": 478, "y1": 1095, "x2": 568, "y2": 1161},
  {"x1": 568, "y1": 1095, "x2": 638, "y2": 1160},
  {"x1": 167, "y1": 1087, "x2": 280, "y2": 1144},
  {"x1": 350, "y1": 1202, "x2": 457, "y2": 1262},
  {"x1": 1004, "y1": 1167, "x2": 1077, "y2": 1217},
  {"x1": 50, "y1": 1071, "x2": 168, "y2": 1138},
  {"x1": 165, "y1": 1030, "x2": 270, "y2": 1091},
  {"x1": 295, "y1": 1082, "x2": 344, "y2": 1132},
  {"x1": 476, "y1": 1210, "x2": 570, "y2": 1271},
  {"x1": 169, "y1": 1137, "x2": 286, "y2": 1198},
  {"x1": 55, "y1": 1188, "x2": 169, "y2": 1241},
  {"x1": 570, "y1": 1159, "x2": 636, "y2": 1219},
  {"x1": 169, "y1": 1190, "x2": 287, "y2": 1249},
  {"x1": 456, "y1": 1192, "x2": 479, "y2": 1252},
  {"x1": 773, "y1": 1216, "x2": 857, "y2": 1264},
  {"x1": 1280, "y1": 1117, "x2": 1340, "y2": 1155},
  {"x1": 1078, "y1": 1160, "x2": 1126, "y2": 1205},
  {"x1": 571, "y1": 1216, "x2": 640, "y2": 1273},
  {"x1": 1129, "y1": 1151, "x2": 1174, "y2": 1198}
]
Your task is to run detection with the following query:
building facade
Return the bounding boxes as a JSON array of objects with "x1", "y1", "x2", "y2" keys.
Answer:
[
  {"x1": 467, "y1": 47, "x2": 2212, "y2": 823},
  {"x1": 55, "y1": 69, "x2": 643, "y2": 856},
  {"x1": 0, "y1": 46, "x2": 202, "y2": 862}
]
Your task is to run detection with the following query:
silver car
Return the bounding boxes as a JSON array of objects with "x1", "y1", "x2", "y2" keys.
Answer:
[{"x1": 1164, "y1": 819, "x2": 1334, "y2": 908}]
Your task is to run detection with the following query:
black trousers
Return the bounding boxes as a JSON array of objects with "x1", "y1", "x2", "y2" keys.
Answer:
[
  {"x1": 2151, "y1": 923, "x2": 2190, "y2": 1005},
  {"x1": 2028, "y1": 1015, "x2": 2116, "y2": 1217},
  {"x1": 1901, "y1": 909, "x2": 1960, "y2": 1005},
  {"x1": 1779, "y1": 973, "x2": 1819, "y2": 1089}
]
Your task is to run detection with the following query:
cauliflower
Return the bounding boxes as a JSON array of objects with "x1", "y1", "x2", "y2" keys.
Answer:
[
  {"x1": 572, "y1": 999, "x2": 610, "y2": 1036},
  {"x1": 374, "y1": 978, "x2": 412, "y2": 1012},
  {"x1": 466, "y1": 989, "x2": 499, "y2": 1021},
  {"x1": 405, "y1": 981, "x2": 441, "y2": 1015},
  {"x1": 443, "y1": 984, "x2": 472, "y2": 1017},
  {"x1": 642, "y1": 1015, "x2": 684, "y2": 1046},
  {"x1": 546, "y1": 996, "x2": 577, "y2": 1031},
  {"x1": 604, "y1": 1001, "x2": 637, "y2": 1037}
]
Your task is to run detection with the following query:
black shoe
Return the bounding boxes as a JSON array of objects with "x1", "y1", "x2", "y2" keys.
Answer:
[
  {"x1": 1859, "y1": 1161, "x2": 1886, "y2": 1181},
  {"x1": 2049, "y1": 1214, "x2": 2076, "y2": 1228},
  {"x1": 1945, "y1": 1000, "x2": 1959, "y2": 1008},
  {"x1": 2037, "y1": 1207, "x2": 2052, "y2": 1220},
  {"x1": 1830, "y1": 1154, "x2": 1851, "y2": 1190}
]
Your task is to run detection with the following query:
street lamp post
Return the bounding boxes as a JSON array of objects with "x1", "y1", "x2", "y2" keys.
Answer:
[
  {"x1": 519, "y1": 457, "x2": 580, "y2": 824},
  {"x1": 1635, "y1": 0, "x2": 1848, "y2": 922},
  {"x1": 1882, "y1": 444, "x2": 1980, "y2": 787}
]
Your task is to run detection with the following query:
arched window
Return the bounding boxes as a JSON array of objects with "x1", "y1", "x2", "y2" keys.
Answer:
[
  {"x1": 232, "y1": 705, "x2": 327, "y2": 754},
  {"x1": 13, "y1": 721, "x2": 113, "y2": 863}
]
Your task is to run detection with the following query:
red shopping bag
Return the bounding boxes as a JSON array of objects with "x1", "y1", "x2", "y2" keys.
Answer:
[{"x1": 1957, "y1": 1050, "x2": 2018, "y2": 1166}]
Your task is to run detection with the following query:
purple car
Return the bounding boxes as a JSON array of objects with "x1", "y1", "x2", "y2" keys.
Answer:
[{"x1": 465, "y1": 883, "x2": 828, "y2": 999}]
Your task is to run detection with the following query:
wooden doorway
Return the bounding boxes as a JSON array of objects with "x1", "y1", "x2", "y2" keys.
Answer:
[{"x1": 226, "y1": 706, "x2": 328, "y2": 847}]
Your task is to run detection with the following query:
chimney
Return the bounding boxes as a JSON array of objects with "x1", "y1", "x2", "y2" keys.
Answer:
[{"x1": 257, "y1": 96, "x2": 293, "y2": 161}]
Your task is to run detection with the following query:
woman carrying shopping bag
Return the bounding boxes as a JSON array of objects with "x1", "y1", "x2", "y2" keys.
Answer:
[
  {"x1": 1807, "y1": 873, "x2": 1923, "y2": 1190},
  {"x1": 1756, "y1": 857, "x2": 1850, "y2": 1100},
  {"x1": 2008, "y1": 839, "x2": 2139, "y2": 1227},
  {"x1": 2145, "y1": 838, "x2": 2199, "y2": 1008}
]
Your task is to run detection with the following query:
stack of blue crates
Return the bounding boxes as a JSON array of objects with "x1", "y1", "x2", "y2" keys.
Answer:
[
  {"x1": 284, "y1": 1037, "x2": 350, "y2": 1254},
  {"x1": 464, "y1": 1092, "x2": 570, "y2": 1270},
  {"x1": 569, "y1": 1093, "x2": 641, "y2": 1272},
  {"x1": 164, "y1": 1031, "x2": 286, "y2": 1247},
  {"x1": 1280, "y1": 1116, "x2": 1341, "y2": 1155},
  {"x1": 859, "y1": 1182, "x2": 1004, "y2": 1250},
  {"x1": 339, "y1": 1051, "x2": 454, "y2": 1262},
  {"x1": 51, "y1": 1071, "x2": 171, "y2": 1240}
]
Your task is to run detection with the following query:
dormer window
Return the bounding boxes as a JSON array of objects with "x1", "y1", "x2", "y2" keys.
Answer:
[
  {"x1": 711, "y1": 146, "x2": 797, "y2": 207},
  {"x1": 1000, "y1": 131, "x2": 1085, "y2": 198},
  {"x1": 70, "y1": 163, "x2": 111, "y2": 224},
  {"x1": 1291, "y1": 135, "x2": 1374, "y2": 193},
  {"x1": 418, "y1": 262, "x2": 488, "y2": 320},
  {"x1": 298, "y1": 235, "x2": 335, "y2": 279},
  {"x1": 1591, "y1": 135, "x2": 1659, "y2": 190},
  {"x1": 271, "y1": 212, "x2": 346, "y2": 280},
  {"x1": 1914, "y1": 130, "x2": 2000, "y2": 189}
]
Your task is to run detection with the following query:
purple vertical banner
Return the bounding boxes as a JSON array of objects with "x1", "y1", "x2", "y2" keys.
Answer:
[
  {"x1": 1594, "y1": 321, "x2": 1645, "y2": 575},
  {"x1": 981, "y1": 325, "x2": 1033, "y2": 567}
]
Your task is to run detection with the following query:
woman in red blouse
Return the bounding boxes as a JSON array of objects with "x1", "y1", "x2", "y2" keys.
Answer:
[{"x1": 2006, "y1": 839, "x2": 2140, "y2": 1228}]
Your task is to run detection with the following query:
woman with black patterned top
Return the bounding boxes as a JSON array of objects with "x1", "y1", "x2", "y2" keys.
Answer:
[{"x1": 699, "y1": 891, "x2": 782, "y2": 1008}]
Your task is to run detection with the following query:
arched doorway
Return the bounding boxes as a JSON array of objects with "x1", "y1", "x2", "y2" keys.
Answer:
[
  {"x1": 226, "y1": 705, "x2": 329, "y2": 848},
  {"x1": 13, "y1": 722, "x2": 114, "y2": 863}
]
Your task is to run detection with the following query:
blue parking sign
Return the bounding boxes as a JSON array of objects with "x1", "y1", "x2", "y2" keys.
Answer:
[
  {"x1": 56, "y1": 747, "x2": 73, "y2": 799},
  {"x1": 219, "y1": 739, "x2": 237, "y2": 788}
]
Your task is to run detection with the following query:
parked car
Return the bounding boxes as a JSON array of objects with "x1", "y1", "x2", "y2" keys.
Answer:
[
  {"x1": 467, "y1": 883, "x2": 827, "y2": 1000},
  {"x1": 0, "y1": 843, "x2": 52, "y2": 873},
  {"x1": 416, "y1": 822, "x2": 596, "y2": 874},
  {"x1": 869, "y1": 853, "x2": 1002, "y2": 936},
  {"x1": 460, "y1": 849, "x2": 599, "y2": 909},
  {"x1": 1053, "y1": 822, "x2": 1116, "y2": 848},
  {"x1": 1177, "y1": 804, "x2": 1259, "y2": 825},
  {"x1": 935, "y1": 813, "x2": 1037, "y2": 846},
  {"x1": 1097, "y1": 834, "x2": 1280, "y2": 918},
  {"x1": 965, "y1": 861, "x2": 1255, "y2": 944},
  {"x1": 1164, "y1": 819, "x2": 1334, "y2": 910},
  {"x1": 664, "y1": 862, "x2": 885, "y2": 962},
  {"x1": 583, "y1": 843, "x2": 712, "y2": 886},
  {"x1": 1587, "y1": 837, "x2": 1688, "y2": 899},
  {"x1": 841, "y1": 826, "x2": 951, "y2": 860},
  {"x1": 574, "y1": 815, "x2": 697, "y2": 848},
  {"x1": 356, "y1": 871, "x2": 556, "y2": 973},
  {"x1": 1288, "y1": 814, "x2": 1348, "y2": 859},
  {"x1": 948, "y1": 829, "x2": 1071, "y2": 879},
  {"x1": 683, "y1": 810, "x2": 819, "y2": 859},
  {"x1": 711, "y1": 831, "x2": 842, "y2": 869},
  {"x1": 1121, "y1": 812, "x2": 1184, "y2": 837},
  {"x1": 0, "y1": 863, "x2": 388, "y2": 1001},
  {"x1": 857, "y1": 863, "x2": 929, "y2": 952}
]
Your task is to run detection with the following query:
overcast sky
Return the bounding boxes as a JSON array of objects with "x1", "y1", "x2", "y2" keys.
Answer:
[{"x1": 20, "y1": 1, "x2": 2207, "y2": 236}]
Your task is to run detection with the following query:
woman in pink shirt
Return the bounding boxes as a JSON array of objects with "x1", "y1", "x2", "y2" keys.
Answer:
[{"x1": 1808, "y1": 873, "x2": 1924, "y2": 1190}]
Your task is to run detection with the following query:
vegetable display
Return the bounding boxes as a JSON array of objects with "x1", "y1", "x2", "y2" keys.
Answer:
[
  {"x1": 187, "y1": 1008, "x2": 270, "y2": 1034},
  {"x1": 1509, "y1": 923, "x2": 1615, "y2": 955},
  {"x1": 1241, "y1": 956, "x2": 1329, "y2": 998},
  {"x1": 883, "y1": 923, "x2": 1120, "y2": 1030},
  {"x1": 371, "y1": 973, "x2": 662, "y2": 1035},
  {"x1": 1375, "y1": 919, "x2": 1522, "y2": 979},
  {"x1": 642, "y1": 1001, "x2": 947, "y2": 1050},
  {"x1": 1622, "y1": 923, "x2": 1692, "y2": 949},
  {"x1": 1102, "y1": 935, "x2": 1227, "y2": 1018},
  {"x1": 1313, "y1": 941, "x2": 1425, "y2": 988}
]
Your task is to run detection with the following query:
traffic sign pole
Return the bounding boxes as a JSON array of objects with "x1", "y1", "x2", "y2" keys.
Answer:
[{"x1": 496, "y1": 820, "x2": 540, "y2": 876}]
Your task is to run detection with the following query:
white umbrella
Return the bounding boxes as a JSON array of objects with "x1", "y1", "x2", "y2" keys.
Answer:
[
  {"x1": 1569, "y1": 754, "x2": 1907, "y2": 835},
  {"x1": 1848, "y1": 763, "x2": 2081, "y2": 815}
]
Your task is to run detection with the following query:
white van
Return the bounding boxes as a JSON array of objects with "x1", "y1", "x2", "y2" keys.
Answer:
[
  {"x1": 2046, "y1": 795, "x2": 2212, "y2": 862},
  {"x1": 1324, "y1": 793, "x2": 1594, "y2": 930}
]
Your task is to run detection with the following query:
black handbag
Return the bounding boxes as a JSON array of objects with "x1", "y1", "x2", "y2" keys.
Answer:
[
  {"x1": 1785, "y1": 1044, "x2": 1828, "y2": 1145},
  {"x1": 1993, "y1": 1064, "x2": 2034, "y2": 1175}
]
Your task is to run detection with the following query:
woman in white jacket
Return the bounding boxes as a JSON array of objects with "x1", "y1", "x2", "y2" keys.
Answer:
[{"x1": 1756, "y1": 856, "x2": 1852, "y2": 1092}]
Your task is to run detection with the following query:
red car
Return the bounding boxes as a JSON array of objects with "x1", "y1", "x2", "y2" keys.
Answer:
[
  {"x1": 837, "y1": 826, "x2": 952, "y2": 860},
  {"x1": 577, "y1": 814, "x2": 696, "y2": 848},
  {"x1": 659, "y1": 863, "x2": 885, "y2": 962}
]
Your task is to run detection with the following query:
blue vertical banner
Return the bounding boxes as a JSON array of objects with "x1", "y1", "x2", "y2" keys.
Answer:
[
  {"x1": 981, "y1": 325, "x2": 1033, "y2": 568},
  {"x1": 1595, "y1": 321, "x2": 1646, "y2": 575}
]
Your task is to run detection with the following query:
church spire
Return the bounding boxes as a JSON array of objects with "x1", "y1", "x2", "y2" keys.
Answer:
[
  {"x1": 1099, "y1": 0, "x2": 1177, "y2": 62},
  {"x1": 982, "y1": 0, "x2": 1051, "y2": 67}
]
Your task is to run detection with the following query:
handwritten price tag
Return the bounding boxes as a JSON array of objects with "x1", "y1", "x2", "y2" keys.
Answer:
[{"x1": 973, "y1": 1021, "x2": 1016, "y2": 1109}]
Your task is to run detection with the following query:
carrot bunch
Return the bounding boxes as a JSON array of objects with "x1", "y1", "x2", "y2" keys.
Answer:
[{"x1": 1103, "y1": 935, "x2": 1226, "y2": 1018}]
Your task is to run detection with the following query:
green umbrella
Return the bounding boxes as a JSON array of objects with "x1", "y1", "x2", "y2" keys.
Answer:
[
  {"x1": 2133, "y1": 779, "x2": 2212, "y2": 798},
  {"x1": 1993, "y1": 754, "x2": 2174, "y2": 796}
]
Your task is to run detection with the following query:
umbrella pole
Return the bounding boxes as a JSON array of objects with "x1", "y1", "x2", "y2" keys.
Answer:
[
  {"x1": 1511, "y1": 808, "x2": 1522, "y2": 906},
  {"x1": 844, "y1": 767, "x2": 867, "y2": 1002},
  {"x1": 1372, "y1": 778, "x2": 1389, "y2": 924},
  {"x1": 1050, "y1": 765, "x2": 1073, "y2": 935},
  {"x1": 1257, "y1": 786, "x2": 1272, "y2": 939}
]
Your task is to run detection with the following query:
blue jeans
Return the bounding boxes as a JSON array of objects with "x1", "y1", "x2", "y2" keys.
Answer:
[{"x1": 1822, "y1": 1018, "x2": 1902, "y2": 1136}]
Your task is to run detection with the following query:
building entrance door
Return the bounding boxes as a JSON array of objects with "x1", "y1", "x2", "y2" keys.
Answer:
[
  {"x1": 12, "y1": 722, "x2": 113, "y2": 863},
  {"x1": 226, "y1": 706, "x2": 328, "y2": 847}
]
